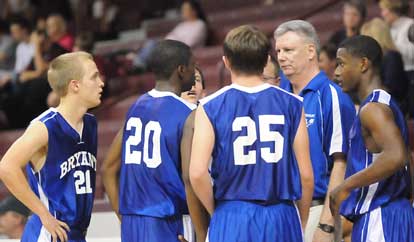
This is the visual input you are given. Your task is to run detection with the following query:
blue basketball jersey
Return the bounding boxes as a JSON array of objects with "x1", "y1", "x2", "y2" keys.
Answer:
[
  {"x1": 25, "y1": 108, "x2": 97, "y2": 235},
  {"x1": 119, "y1": 89, "x2": 196, "y2": 218},
  {"x1": 340, "y1": 89, "x2": 411, "y2": 220},
  {"x1": 200, "y1": 83, "x2": 304, "y2": 203}
]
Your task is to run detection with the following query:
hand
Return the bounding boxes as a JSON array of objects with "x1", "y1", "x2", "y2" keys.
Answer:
[
  {"x1": 329, "y1": 184, "x2": 351, "y2": 221},
  {"x1": 19, "y1": 71, "x2": 32, "y2": 82},
  {"x1": 40, "y1": 213, "x2": 70, "y2": 242},
  {"x1": 0, "y1": 75, "x2": 11, "y2": 88},
  {"x1": 312, "y1": 226, "x2": 334, "y2": 242},
  {"x1": 178, "y1": 235, "x2": 188, "y2": 242}
]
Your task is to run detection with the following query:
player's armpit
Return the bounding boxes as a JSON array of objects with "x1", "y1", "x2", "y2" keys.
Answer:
[
  {"x1": 293, "y1": 110, "x2": 314, "y2": 229},
  {"x1": 181, "y1": 111, "x2": 210, "y2": 242},
  {"x1": 101, "y1": 127, "x2": 123, "y2": 220}
]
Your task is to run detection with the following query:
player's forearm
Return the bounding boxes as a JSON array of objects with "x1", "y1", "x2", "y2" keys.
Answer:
[
  {"x1": 102, "y1": 170, "x2": 120, "y2": 217},
  {"x1": 342, "y1": 151, "x2": 405, "y2": 192},
  {"x1": 185, "y1": 185, "x2": 210, "y2": 242},
  {"x1": 0, "y1": 164, "x2": 50, "y2": 218},
  {"x1": 190, "y1": 172, "x2": 214, "y2": 215},
  {"x1": 320, "y1": 157, "x2": 346, "y2": 224}
]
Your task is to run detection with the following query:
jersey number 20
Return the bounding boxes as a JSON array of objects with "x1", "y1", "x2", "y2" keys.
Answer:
[
  {"x1": 124, "y1": 117, "x2": 162, "y2": 168},
  {"x1": 233, "y1": 115, "x2": 284, "y2": 165}
]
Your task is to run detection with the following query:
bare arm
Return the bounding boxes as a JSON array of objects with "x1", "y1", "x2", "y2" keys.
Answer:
[
  {"x1": 101, "y1": 127, "x2": 123, "y2": 221},
  {"x1": 330, "y1": 102, "x2": 408, "y2": 216},
  {"x1": 0, "y1": 121, "x2": 69, "y2": 242},
  {"x1": 190, "y1": 106, "x2": 215, "y2": 215},
  {"x1": 181, "y1": 111, "x2": 210, "y2": 242},
  {"x1": 293, "y1": 110, "x2": 314, "y2": 229}
]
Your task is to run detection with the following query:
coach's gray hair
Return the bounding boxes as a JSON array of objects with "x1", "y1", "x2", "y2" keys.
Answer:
[{"x1": 274, "y1": 20, "x2": 321, "y2": 54}]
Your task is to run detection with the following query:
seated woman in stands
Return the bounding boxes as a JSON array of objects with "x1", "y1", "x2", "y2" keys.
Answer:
[{"x1": 133, "y1": 0, "x2": 208, "y2": 70}]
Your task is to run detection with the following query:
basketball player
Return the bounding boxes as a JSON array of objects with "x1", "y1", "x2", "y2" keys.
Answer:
[
  {"x1": 0, "y1": 52, "x2": 104, "y2": 242},
  {"x1": 330, "y1": 35, "x2": 414, "y2": 241},
  {"x1": 102, "y1": 39, "x2": 204, "y2": 242},
  {"x1": 190, "y1": 25, "x2": 314, "y2": 242}
]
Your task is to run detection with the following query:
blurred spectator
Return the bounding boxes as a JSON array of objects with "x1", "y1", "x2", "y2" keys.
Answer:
[
  {"x1": 0, "y1": 17, "x2": 34, "y2": 89},
  {"x1": 46, "y1": 14, "x2": 74, "y2": 51},
  {"x1": 380, "y1": 0, "x2": 414, "y2": 115},
  {"x1": 263, "y1": 53, "x2": 280, "y2": 86},
  {"x1": 409, "y1": 23, "x2": 414, "y2": 43},
  {"x1": 133, "y1": 0, "x2": 208, "y2": 70},
  {"x1": 361, "y1": 17, "x2": 409, "y2": 113},
  {"x1": 318, "y1": 43, "x2": 337, "y2": 81},
  {"x1": 0, "y1": 20, "x2": 16, "y2": 71},
  {"x1": 329, "y1": 0, "x2": 366, "y2": 47},
  {"x1": 0, "y1": 196, "x2": 30, "y2": 239},
  {"x1": 93, "y1": 0, "x2": 119, "y2": 41}
]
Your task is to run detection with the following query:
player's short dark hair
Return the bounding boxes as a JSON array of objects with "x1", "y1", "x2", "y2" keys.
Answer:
[
  {"x1": 339, "y1": 35, "x2": 383, "y2": 71},
  {"x1": 223, "y1": 25, "x2": 270, "y2": 75},
  {"x1": 345, "y1": 0, "x2": 367, "y2": 20},
  {"x1": 9, "y1": 16, "x2": 31, "y2": 32},
  {"x1": 321, "y1": 42, "x2": 337, "y2": 61},
  {"x1": 147, "y1": 40, "x2": 192, "y2": 80}
]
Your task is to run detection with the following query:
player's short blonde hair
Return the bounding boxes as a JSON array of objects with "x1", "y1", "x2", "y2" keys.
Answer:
[{"x1": 47, "y1": 51, "x2": 93, "y2": 96}]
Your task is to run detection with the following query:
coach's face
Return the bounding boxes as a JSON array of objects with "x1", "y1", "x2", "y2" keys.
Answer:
[
  {"x1": 275, "y1": 31, "x2": 311, "y2": 78},
  {"x1": 335, "y1": 48, "x2": 360, "y2": 93}
]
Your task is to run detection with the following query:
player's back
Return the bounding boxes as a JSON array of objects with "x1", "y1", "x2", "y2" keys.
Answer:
[
  {"x1": 201, "y1": 83, "x2": 304, "y2": 204},
  {"x1": 23, "y1": 108, "x2": 98, "y2": 239},
  {"x1": 340, "y1": 89, "x2": 411, "y2": 220},
  {"x1": 119, "y1": 89, "x2": 196, "y2": 218}
]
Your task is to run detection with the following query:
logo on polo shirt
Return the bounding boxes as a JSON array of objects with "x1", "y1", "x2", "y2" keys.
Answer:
[{"x1": 305, "y1": 113, "x2": 315, "y2": 127}]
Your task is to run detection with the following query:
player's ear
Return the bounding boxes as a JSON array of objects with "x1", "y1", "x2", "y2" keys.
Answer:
[
  {"x1": 360, "y1": 57, "x2": 369, "y2": 73},
  {"x1": 177, "y1": 65, "x2": 186, "y2": 80},
  {"x1": 68, "y1": 79, "x2": 80, "y2": 93},
  {"x1": 222, "y1": 56, "x2": 231, "y2": 71}
]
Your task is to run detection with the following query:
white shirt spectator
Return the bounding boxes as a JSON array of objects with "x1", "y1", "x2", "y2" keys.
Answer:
[
  {"x1": 390, "y1": 16, "x2": 414, "y2": 71},
  {"x1": 14, "y1": 41, "x2": 34, "y2": 73},
  {"x1": 165, "y1": 19, "x2": 207, "y2": 48}
]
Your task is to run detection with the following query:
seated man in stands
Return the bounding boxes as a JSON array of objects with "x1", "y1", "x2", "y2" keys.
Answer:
[{"x1": 46, "y1": 14, "x2": 74, "y2": 52}]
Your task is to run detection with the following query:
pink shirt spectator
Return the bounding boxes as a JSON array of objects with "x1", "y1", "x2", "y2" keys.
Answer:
[
  {"x1": 58, "y1": 33, "x2": 74, "y2": 51},
  {"x1": 165, "y1": 19, "x2": 207, "y2": 48}
]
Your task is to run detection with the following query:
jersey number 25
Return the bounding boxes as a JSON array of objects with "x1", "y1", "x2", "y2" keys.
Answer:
[{"x1": 233, "y1": 115, "x2": 284, "y2": 165}]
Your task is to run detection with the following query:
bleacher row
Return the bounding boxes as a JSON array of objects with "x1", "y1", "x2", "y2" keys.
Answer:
[{"x1": 0, "y1": 0, "x2": 413, "y2": 212}]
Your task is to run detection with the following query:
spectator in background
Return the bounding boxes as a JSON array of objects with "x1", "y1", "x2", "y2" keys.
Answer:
[
  {"x1": 318, "y1": 43, "x2": 337, "y2": 81},
  {"x1": 361, "y1": 17, "x2": 409, "y2": 115},
  {"x1": 133, "y1": 0, "x2": 208, "y2": 70},
  {"x1": 92, "y1": 0, "x2": 119, "y2": 41},
  {"x1": 379, "y1": 0, "x2": 414, "y2": 116},
  {"x1": 0, "y1": 20, "x2": 16, "y2": 71},
  {"x1": 0, "y1": 17, "x2": 34, "y2": 89},
  {"x1": 329, "y1": 0, "x2": 366, "y2": 47},
  {"x1": 46, "y1": 14, "x2": 74, "y2": 51},
  {"x1": 0, "y1": 196, "x2": 30, "y2": 239}
]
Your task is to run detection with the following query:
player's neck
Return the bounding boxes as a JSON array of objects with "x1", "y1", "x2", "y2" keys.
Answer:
[
  {"x1": 154, "y1": 80, "x2": 181, "y2": 96},
  {"x1": 56, "y1": 99, "x2": 87, "y2": 132},
  {"x1": 231, "y1": 73, "x2": 265, "y2": 87},
  {"x1": 358, "y1": 73, "x2": 382, "y2": 102},
  {"x1": 289, "y1": 66, "x2": 320, "y2": 95}
]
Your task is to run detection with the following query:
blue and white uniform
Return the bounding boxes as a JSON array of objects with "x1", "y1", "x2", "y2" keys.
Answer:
[
  {"x1": 119, "y1": 89, "x2": 196, "y2": 242},
  {"x1": 282, "y1": 71, "x2": 356, "y2": 200},
  {"x1": 340, "y1": 89, "x2": 414, "y2": 242},
  {"x1": 201, "y1": 83, "x2": 304, "y2": 242},
  {"x1": 22, "y1": 108, "x2": 98, "y2": 242}
]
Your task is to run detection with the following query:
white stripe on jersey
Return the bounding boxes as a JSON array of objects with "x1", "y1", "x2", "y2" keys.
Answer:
[
  {"x1": 328, "y1": 84, "x2": 343, "y2": 155},
  {"x1": 37, "y1": 173, "x2": 52, "y2": 242},
  {"x1": 182, "y1": 215, "x2": 195, "y2": 242},
  {"x1": 359, "y1": 153, "x2": 380, "y2": 214},
  {"x1": 366, "y1": 207, "x2": 386, "y2": 242}
]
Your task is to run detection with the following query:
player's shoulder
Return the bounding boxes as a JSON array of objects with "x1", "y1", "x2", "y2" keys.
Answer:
[
  {"x1": 268, "y1": 85, "x2": 303, "y2": 103},
  {"x1": 147, "y1": 89, "x2": 196, "y2": 110},
  {"x1": 368, "y1": 89, "x2": 392, "y2": 106},
  {"x1": 32, "y1": 108, "x2": 58, "y2": 124},
  {"x1": 199, "y1": 85, "x2": 233, "y2": 105}
]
